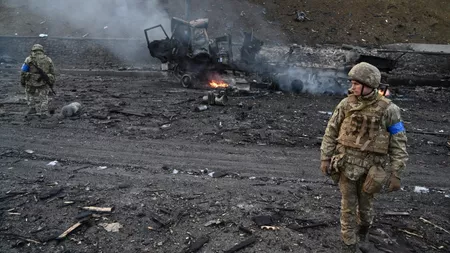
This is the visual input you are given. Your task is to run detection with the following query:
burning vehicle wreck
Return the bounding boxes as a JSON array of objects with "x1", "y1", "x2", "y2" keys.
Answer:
[
  {"x1": 144, "y1": 17, "x2": 353, "y2": 95},
  {"x1": 144, "y1": 17, "x2": 279, "y2": 90},
  {"x1": 145, "y1": 17, "x2": 252, "y2": 88},
  {"x1": 1, "y1": 0, "x2": 450, "y2": 252}
]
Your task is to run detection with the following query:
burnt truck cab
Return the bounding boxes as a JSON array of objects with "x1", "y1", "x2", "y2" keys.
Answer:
[
  {"x1": 170, "y1": 17, "x2": 211, "y2": 63},
  {"x1": 145, "y1": 17, "x2": 236, "y2": 87}
]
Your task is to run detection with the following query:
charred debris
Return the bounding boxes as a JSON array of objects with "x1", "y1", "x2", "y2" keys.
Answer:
[
  {"x1": 145, "y1": 17, "x2": 270, "y2": 90},
  {"x1": 143, "y1": 16, "x2": 418, "y2": 95},
  {"x1": 144, "y1": 16, "x2": 353, "y2": 94}
]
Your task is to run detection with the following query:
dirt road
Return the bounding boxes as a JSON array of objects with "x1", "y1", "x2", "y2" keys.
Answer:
[{"x1": 0, "y1": 72, "x2": 449, "y2": 252}]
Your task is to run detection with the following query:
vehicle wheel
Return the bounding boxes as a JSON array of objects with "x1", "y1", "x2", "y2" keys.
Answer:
[
  {"x1": 181, "y1": 74, "x2": 193, "y2": 88},
  {"x1": 173, "y1": 64, "x2": 184, "y2": 80}
]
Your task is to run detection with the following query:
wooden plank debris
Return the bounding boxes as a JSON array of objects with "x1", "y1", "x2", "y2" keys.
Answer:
[
  {"x1": 109, "y1": 109, "x2": 146, "y2": 117},
  {"x1": 409, "y1": 130, "x2": 449, "y2": 137},
  {"x1": 172, "y1": 98, "x2": 196, "y2": 105},
  {"x1": 38, "y1": 187, "x2": 63, "y2": 200},
  {"x1": 375, "y1": 246, "x2": 394, "y2": 253},
  {"x1": 238, "y1": 225, "x2": 253, "y2": 235},
  {"x1": 376, "y1": 49, "x2": 450, "y2": 56},
  {"x1": 181, "y1": 236, "x2": 210, "y2": 253},
  {"x1": 420, "y1": 217, "x2": 450, "y2": 235},
  {"x1": 224, "y1": 236, "x2": 257, "y2": 253},
  {"x1": 56, "y1": 222, "x2": 83, "y2": 240},
  {"x1": 398, "y1": 229, "x2": 423, "y2": 238},
  {"x1": 0, "y1": 191, "x2": 28, "y2": 201},
  {"x1": 384, "y1": 211, "x2": 410, "y2": 216},
  {"x1": 150, "y1": 213, "x2": 169, "y2": 227},
  {"x1": 261, "y1": 226, "x2": 281, "y2": 230},
  {"x1": 287, "y1": 223, "x2": 327, "y2": 231},
  {"x1": 81, "y1": 206, "x2": 113, "y2": 213},
  {"x1": 0, "y1": 232, "x2": 41, "y2": 244}
]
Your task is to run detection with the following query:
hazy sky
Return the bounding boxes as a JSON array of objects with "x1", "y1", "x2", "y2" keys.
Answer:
[{"x1": 3, "y1": 0, "x2": 171, "y2": 39}]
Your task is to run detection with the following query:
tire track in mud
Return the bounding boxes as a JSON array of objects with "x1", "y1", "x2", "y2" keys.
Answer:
[
  {"x1": 0, "y1": 125, "x2": 321, "y2": 179},
  {"x1": 1, "y1": 124, "x2": 448, "y2": 187}
]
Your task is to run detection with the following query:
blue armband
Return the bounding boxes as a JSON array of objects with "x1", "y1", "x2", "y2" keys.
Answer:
[
  {"x1": 21, "y1": 63, "x2": 30, "y2": 72},
  {"x1": 388, "y1": 121, "x2": 405, "y2": 135}
]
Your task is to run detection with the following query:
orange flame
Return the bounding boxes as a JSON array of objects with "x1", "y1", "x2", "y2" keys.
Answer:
[
  {"x1": 378, "y1": 88, "x2": 391, "y2": 96},
  {"x1": 209, "y1": 80, "x2": 229, "y2": 88}
]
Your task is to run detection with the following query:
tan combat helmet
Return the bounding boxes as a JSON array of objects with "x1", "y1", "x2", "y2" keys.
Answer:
[
  {"x1": 31, "y1": 44, "x2": 44, "y2": 52},
  {"x1": 348, "y1": 62, "x2": 381, "y2": 89}
]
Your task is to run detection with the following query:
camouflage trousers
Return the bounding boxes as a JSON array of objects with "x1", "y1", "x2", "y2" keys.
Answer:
[
  {"x1": 25, "y1": 85, "x2": 49, "y2": 115},
  {"x1": 339, "y1": 173, "x2": 374, "y2": 245}
]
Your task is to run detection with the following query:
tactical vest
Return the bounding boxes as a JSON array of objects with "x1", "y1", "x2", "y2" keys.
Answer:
[
  {"x1": 337, "y1": 95, "x2": 391, "y2": 154},
  {"x1": 26, "y1": 54, "x2": 50, "y2": 87}
]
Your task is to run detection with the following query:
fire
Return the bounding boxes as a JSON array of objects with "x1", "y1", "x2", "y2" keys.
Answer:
[
  {"x1": 209, "y1": 80, "x2": 229, "y2": 88},
  {"x1": 378, "y1": 88, "x2": 391, "y2": 96}
]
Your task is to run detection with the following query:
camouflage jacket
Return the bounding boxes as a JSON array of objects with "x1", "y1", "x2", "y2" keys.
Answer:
[
  {"x1": 321, "y1": 91, "x2": 408, "y2": 180},
  {"x1": 20, "y1": 51, "x2": 55, "y2": 88}
]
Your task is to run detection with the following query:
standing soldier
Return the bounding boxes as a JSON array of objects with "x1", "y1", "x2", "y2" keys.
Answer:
[
  {"x1": 320, "y1": 62, "x2": 408, "y2": 252},
  {"x1": 20, "y1": 44, "x2": 56, "y2": 118}
]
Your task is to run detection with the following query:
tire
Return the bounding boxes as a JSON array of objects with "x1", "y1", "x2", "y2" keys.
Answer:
[{"x1": 181, "y1": 74, "x2": 193, "y2": 88}]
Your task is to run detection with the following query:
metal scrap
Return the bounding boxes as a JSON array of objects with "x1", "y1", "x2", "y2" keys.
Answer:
[
  {"x1": 295, "y1": 11, "x2": 311, "y2": 22},
  {"x1": 181, "y1": 235, "x2": 210, "y2": 253},
  {"x1": 261, "y1": 226, "x2": 281, "y2": 230},
  {"x1": 204, "y1": 219, "x2": 223, "y2": 227},
  {"x1": 99, "y1": 222, "x2": 123, "y2": 232}
]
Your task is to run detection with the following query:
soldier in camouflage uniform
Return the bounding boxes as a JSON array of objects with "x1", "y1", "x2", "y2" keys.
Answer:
[
  {"x1": 320, "y1": 62, "x2": 408, "y2": 252},
  {"x1": 20, "y1": 44, "x2": 56, "y2": 118}
]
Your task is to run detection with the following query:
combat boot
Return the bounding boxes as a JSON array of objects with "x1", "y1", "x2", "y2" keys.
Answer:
[
  {"x1": 358, "y1": 226, "x2": 372, "y2": 253},
  {"x1": 358, "y1": 225, "x2": 369, "y2": 243},
  {"x1": 341, "y1": 242, "x2": 361, "y2": 253}
]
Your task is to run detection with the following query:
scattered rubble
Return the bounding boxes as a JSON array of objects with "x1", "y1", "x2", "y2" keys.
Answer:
[
  {"x1": 99, "y1": 222, "x2": 123, "y2": 232},
  {"x1": 47, "y1": 160, "x2": 58, "y2": 166},
  {"x1": 0, "y1": 15, "x2": 449, "y2": 253},
  {"x1": 295, "y1": 11, "x2": 311, "y2": 22},
  {"x1": 414, "y1": 186, "x2": 430, "y2": 194},
  {"x1": 81, "y1": 206, "x2": 113, "y2": 213},
  {"x1": 61, "y1": 102, "x2": 82, "y2": 118},
  {"x1": 56, "y1": 221, "x2": 84, "y2": 240}
]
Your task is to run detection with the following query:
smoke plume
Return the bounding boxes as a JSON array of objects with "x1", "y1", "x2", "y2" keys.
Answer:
[
  {"x1": 275, "y1": 66, "x2": 348, "y2": 95},
  {"x1": 2, "y1": 0, "x2": 170, "y2": 39},
  {"x1": 181, "y1": 0, "x2": 288, "y2": 45}
]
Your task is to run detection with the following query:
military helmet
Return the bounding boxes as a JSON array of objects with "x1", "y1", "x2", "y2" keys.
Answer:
[
  {"x1": 348, "y1": 62, "x2": 381, "y2": 89},
  {"x1": 31, "y1": 44, "x2": 44, "y2": 52}
]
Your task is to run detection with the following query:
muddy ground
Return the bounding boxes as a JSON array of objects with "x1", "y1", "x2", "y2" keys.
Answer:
[
  {"x1": 0, "y1": 70, "x2": 449, "y2": 253},
  {"x1": 0, "y1": 0, "x2": 449, "y2": 252}
]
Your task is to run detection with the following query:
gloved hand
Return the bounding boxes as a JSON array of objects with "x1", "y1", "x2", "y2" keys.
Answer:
[
  {"x1": 387, "y1": 173, "x2": 401, "y2": 192},
  {"x1": 320, "y1": 159, "x2": 331, "y2": 176}
]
